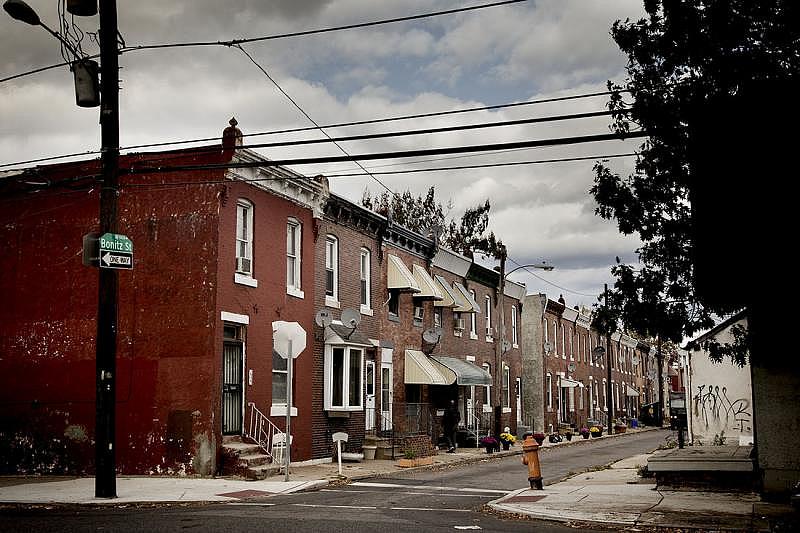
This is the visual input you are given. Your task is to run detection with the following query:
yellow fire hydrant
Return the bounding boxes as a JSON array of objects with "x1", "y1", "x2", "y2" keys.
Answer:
[{"x1": 521, "y1": 435, "x2": 543, "y2": 490}]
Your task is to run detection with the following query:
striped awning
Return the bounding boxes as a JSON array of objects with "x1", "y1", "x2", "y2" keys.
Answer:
[
  {"x1": 452, "y1": 282, "x2": 481, "y2": 313},
  {"x1": 404, "y1": 349, "x2": 455, "y2": 385},
  {"x1": 560, "y1": 377, "x2": 584, "y2": 388},
  {"x1": 430, "y1": 356, "x2": 492, "y2": 386},
  {"x1": 411, "y1": 264, "x2": 443, "y2": 300},
  {"x1": 387, "y1": 255, "x2": 420, "y2": 292},
  {"x1": 626, "y1": 386, "x2": 640, "y2": 397},
  {"x1": 433, "y1": 275, "x2": 460, "y2": 307}
]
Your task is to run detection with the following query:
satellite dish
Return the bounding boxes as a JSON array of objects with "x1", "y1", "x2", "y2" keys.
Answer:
[
  {"x1": 568, "y1": 362, "x2": 576, "y2": 373},
  {"x1": 502, "y1": 340, "x2": 512, "y2": 353},
  {"x1": 632, "y1": 354, "x2": 640, "y2": 366},
  {"x1": 315, "y1": 309, "x2": 333, "y2": 328},
  {"x1": 544, "y1": 342, "x2": 553, "y2": 355},
  {"x1": 341, "y1": 308, "x2": 361, "y2": 330},
  {"x1": 422, "y1": 328, "x2": 441, "y2": 345},
  {"x1": 592, "y1": 346, "x2": 606, "y2": 361},
  {"x1": 648, "y1": 368, "x2": 656, "y2": 379}
]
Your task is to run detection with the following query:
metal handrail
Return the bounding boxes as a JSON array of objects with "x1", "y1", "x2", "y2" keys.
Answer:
[{"x1": 244, "y1": 402, "x2": 283, "y2": 459}]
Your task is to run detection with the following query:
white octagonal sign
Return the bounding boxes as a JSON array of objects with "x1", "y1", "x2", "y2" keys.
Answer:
[{"x1": 272, "y1": 320, "x2": 306, "y2": 359}]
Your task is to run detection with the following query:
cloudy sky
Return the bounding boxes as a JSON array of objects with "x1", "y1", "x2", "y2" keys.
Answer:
[{"x1": 1, "y1": 0, "x2": 648, "y2": 308}]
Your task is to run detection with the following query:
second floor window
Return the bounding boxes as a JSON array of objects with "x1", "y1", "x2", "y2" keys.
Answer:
[
  {"x1": 360, "y1": 248, "x2": 371, "y2": 309},
  {"x1": 485, "y1": 295, "x2": 492, "y2": 338},
  {"x1": 469, "y1": 290, "x2": 477, "y2": 336},
  {"x1": 236, "y1": 200, "x2": 253, "y2": 275},
  {"x1": 511, "y1": 305, "x2": 518, "y2": 345},
  {"x1": 325, "y1": 236, "x2": 338, "y2": 300},
  {"x1": 286, "y1": 219, "x2": 301, "y2": 293}
]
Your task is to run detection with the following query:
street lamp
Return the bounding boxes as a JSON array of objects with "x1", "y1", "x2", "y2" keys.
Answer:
[
  {"x1": 494, "y1": 256, "x2": 555, "y2": 438},
  {"x1": 4, "y1": 0, "x2": 120, "y2": 498},
  {"x1": 3, "y1": 0, "x2": 99, "y2": 107}
]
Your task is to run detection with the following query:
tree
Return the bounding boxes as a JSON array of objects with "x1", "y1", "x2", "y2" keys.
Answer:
[
  {"x1": 591, "y1": 1, "x2": 800, "y2": 365},
  {"x1": 361, "y1": 187, "x2": 504, "y2": 260}
]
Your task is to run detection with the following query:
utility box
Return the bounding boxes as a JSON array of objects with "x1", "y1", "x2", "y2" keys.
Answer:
[{"x1": 669, "y1": 392, "x2": 687, "y2": 430}]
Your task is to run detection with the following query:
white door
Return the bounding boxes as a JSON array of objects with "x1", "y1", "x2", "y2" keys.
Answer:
[
  {"x1": 466, "y1": 385, "x2": 475, "y2": 430},
  {"x1": 380, "y1": 361, "x2": 393, "y2": 431},
  {"x1": 365, "y1": 360, "x2": 376, "y2": 431}
]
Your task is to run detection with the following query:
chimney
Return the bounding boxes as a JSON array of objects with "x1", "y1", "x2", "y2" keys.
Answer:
[{"x1": 222, "y1": 117, "x2": 243, "y2": 160}]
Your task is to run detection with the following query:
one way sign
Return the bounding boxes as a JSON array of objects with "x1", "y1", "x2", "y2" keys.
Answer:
[
  {"x1": 101, "y1": 251, "x2": 132, "y2": 269},
  {"x1": 83, "y1": 232, "x2": 134, "y2": 270}
]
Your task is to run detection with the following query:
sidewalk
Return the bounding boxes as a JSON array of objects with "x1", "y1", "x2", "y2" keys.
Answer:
[
  {"x1": 0, "y1": 427, "x2": 648, "y2": 505},
  {"x1": 487, "y1": 453, "x2": 799, "y2": 531}
]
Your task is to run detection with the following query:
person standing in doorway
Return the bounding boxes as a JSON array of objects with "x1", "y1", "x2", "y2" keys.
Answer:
[{"x1": 443, "y1": 399, "x2": 460, "y2": 453}]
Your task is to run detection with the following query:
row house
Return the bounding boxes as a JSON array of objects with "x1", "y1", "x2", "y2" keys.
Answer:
[
  {"x1": 521, "y1": 294, "x2": 656, "y2": 434},
  {"x1": 0, "y1": 123, "x2": 526, "y2": 475},
  {"x1": 0, "y1": 126, "x2": 328, "y2": 475}
]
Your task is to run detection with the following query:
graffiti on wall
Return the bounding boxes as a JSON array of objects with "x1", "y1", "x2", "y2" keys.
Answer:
[{"x1": 693, "y1": 384, "x2": 751, "y2": 433}]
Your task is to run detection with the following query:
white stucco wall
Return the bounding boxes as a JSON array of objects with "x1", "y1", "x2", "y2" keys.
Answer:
[{"x1": 687, "y1": 317, "x2": 752, "y2": 445}]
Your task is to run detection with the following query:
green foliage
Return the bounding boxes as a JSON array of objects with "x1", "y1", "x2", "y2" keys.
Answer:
[
  {"x1": 589, "y1": 1, "x2": 800, "y2": 366},
  {"x1": 636, "y1": 464, "x2": 653, "y2": 478},
  {"x1": 361, "y1": 187, "x2": 505, "y2": 261},
  {"x1": 403, "y1": 448, "x2": 417, "y2": 460}
]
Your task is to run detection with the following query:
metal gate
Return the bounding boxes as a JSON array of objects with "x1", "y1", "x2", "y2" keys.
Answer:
[{"x1": 222, "y1": 341, "x2": 243, "y2": 435}]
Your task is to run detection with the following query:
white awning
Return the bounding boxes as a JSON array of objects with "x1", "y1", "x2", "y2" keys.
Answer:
[
  {"x1": 404, "y1": 349, "x2": 456, "y2": 385},
  {"x1": 325, "y1": 324, "x2": 374, "y2": 347},
  {"x1": 453, "y1": 282, "x2": 481, "y2": 313},
  {"x1": 387, "y1": 255, "x2": 420, "y2": 292},
  {"x1": 411, "y1": 264, "x2": 443, "y2": 300},
  {"x1": 626, "y1": 386, "x2": 640, "y2": 397},
  {"x1": 560, "y1": 377, "x2": 584, "y2": 388},
  {"x1": 433, "y1": 275, "x2": 460, "y2": 308},
  {"x1": 431, "y1": 356, "x2": 492, "y2": 386}
]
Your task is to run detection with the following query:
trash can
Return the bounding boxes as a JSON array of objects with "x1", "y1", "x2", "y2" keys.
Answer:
[{"x1": 630, "y1": 418, "x2": 638, "y2": 429}]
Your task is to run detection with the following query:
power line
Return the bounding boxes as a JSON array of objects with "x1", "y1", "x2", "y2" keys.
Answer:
[
  {"x1": 506, "y1": 256, "x2": 599, "y2": 298},
  {"x1": 1, "y1": 0, "x2": 526, "y2": 85},
  {"x1": 124, "y1": 131, "x2": 648, "y2": 175},
  {"x1": 317, "y1": 152, "x2": 636, "y2": 178},
  {"x1": 120, "y1": 0, "x2": 527, "y2": 51},
  {"x1": 234, "y1": 44, "x2": 395, "y2": 195}
]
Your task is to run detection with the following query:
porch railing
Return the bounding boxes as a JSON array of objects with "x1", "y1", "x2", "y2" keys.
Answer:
[{"x1": 244, "y1": 402, "x2": 283, "y2": 459}]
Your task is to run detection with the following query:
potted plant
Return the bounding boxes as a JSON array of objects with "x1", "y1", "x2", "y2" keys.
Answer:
[
  {"x1": 579, "y1": 427, "x2": 590, "y2": 439},
  {"x1": 479, "y1": 436, "x2": 500, "y2": 453},
  {"x1": 397, "y1": 448, "x2": 433, "y2": 468},
  {"x1": 564, "y1": 429, "x2": 573, "y2": 441},
  {"x1": 499, "y1": 432, "x2": 516, "y2": 450},
  {"x1": 590, "y1": 426, "x2": 602, "y2": 438},
  {"x1": 532, "y1": 432, "x2": 546, "y2": 445},
  {"x1": 614, "y1": 419, "x2": 627, "y2": 434}
]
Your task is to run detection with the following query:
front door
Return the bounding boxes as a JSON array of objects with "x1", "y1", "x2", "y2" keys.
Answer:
[
  {"x1": 365, "y1": 360, "x2": 376, "y2": 431},
  {"x1": 380, "y1": 360, "x2": 393, "y2": 432},
  {"x1": 222, "y1": 340, "x2": 244, "y2": 435}
]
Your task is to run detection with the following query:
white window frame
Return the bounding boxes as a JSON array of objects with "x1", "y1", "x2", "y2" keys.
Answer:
[
  {"x1": 546, "y1": 373, "x2": 553, "y2": 409},
  {"x1": 325, "y1": 235, "x2": 339, "y2": 307},
  {"x1": 469, "y1": 290, "x2": 478, "y2": 340},
  {"x1": 270, "y1": 351, "x2": 297, "y2": 417},
  {"x1": 324, "y1": 344, "x2": 364, "y2": 411},
  {"x1": 235, "y1": 200, "x2": 257, "y2": 286},
  {"x1": 502, "y1": 364, "x2": 511, "y2": 412},
  {"x1": 511, "y1": 305, "x2": 518, "y2": 347},
  {"x1": 544, "y1": 315, "x2": 549, "y2": 342},
  {"x1": 561, "y1": 323, "x2": 566, "y2": 359},
  {"x1": 485, "y1": 295, "x2": 492, "y2": 341},
  {"x1": 286, "y1": 218, "x2": 303, "y2": 298},
  {"x1": 482, "y1": 363, "x2": 492, "y2": 411},
  {"x1": 569, "y1": 327, "x2": 574, "y2": 361},
  {"x1": 360, "y1": 248, "x2": 372, "y2": 315}
]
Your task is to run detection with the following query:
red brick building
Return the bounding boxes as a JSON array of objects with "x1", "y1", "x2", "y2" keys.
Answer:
[{"x1": 0, "y1": 138, "x2": 327, "y2": 475}]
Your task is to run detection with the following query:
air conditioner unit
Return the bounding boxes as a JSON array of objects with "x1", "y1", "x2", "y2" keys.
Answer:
[
  {"x1": 453, "y1": 318, "x2": 465, "y2": 331},
  {"x1": 236, "y1": 256, "x2": 251, "y2": 274},
  {"x1": 413, "y1": 306, "x2": 424, "y2": 321}
]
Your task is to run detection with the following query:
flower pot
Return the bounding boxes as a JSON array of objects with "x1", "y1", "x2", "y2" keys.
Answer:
[
  {"x1": 565, "y1": 433, "x2": 572, "y2": 441},
  {"x1": 502, "y1": 442, "x2": 511, "y2": 450},
  {"x1": 362, "y1": 445, "x2": 377, "y2": 460},
  {"x1": 533, "y1": 436, "x2": 545, "y2": 445},
  {"x1": 581, "y1": 433, "x2": 590, "y2": 439}
]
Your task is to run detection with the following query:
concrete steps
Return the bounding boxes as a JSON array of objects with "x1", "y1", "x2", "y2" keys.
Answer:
[{"x1": 221, "y1": 436, "x2": 275, "y2": 480}]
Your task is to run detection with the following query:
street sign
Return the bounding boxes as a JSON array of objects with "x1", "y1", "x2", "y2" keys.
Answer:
[
  {"x1": 98, "y1": 233, "x2": 133, "y2": 270},
  {"x1": 273, "y1": 321, "x2": 306, "y2": 359}
]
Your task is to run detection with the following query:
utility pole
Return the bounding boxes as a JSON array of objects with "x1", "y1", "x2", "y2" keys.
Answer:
[
  {"x1": 656, "y1": 336, "x2": 663, "y2": 427},
  {"x1": 604, "y1": 284, "x2": 613, "y2": 428},
  {"x1": 95, "y1": 0, "x2": 120, "y2": 499},
  {"x1": 493, "y1": 247, "x2": 507, "y2": 439}
]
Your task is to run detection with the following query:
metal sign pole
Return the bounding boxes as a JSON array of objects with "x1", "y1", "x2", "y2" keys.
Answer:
[{"x1": 285, "y1": 339, "x2": 292, "y2": 482}]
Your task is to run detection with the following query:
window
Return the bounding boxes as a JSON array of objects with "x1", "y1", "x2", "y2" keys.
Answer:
[
  {"x1": 483, "y1": 363, "x2": 492, "y2": 408},
  {"x1": 546, "y1": 373, "x2": 552, "y2": 409},
  {"x1": 544, "y1": 316, "x2": 549, "y2": 342},
  {"x1": 325, "y1": 236, "x2": 338, "y2": 301},
  {"x1": 286, "y1": 219, "x2": 302, "y2": 296},
  {"x1": 388, "y1": 289, "x2": 399, "y2": 317},
  {"x1": 469, "y1": 290, "x2": 478, "y2": 338},
  {"x1": 502, "y1": 364, "x2": 510, "y2": 408},
  {"x1": 360, "y1": 248, "x2": 371, "y2": 311},
  {"x1": 325, "y1": 346, "x2": 364, "y2": 410},
  {"x1": 561, "y1": 323, "x2": 566, "y2": 359},
  {"x1": 569, "y1": 328, "x2": 574, "y2": 360},
  {"x1": 236, "y1": 200, "x2": 253, "y2": 275},
  {"x1": 511, "y1": 305, "x2": 518, "y2": 346},
  {"x1": 485, "y1": 295, "x2": 492, "y2": 339},
  {"x1": 272, "y1": 350, "x2": 288, "y2": 406},
  {"x1": 434, "y1": 307, "x2": 443, "y2": 329},
  {"x1": 579, "y1": 381, "x2": 585, "y2": 410}
]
